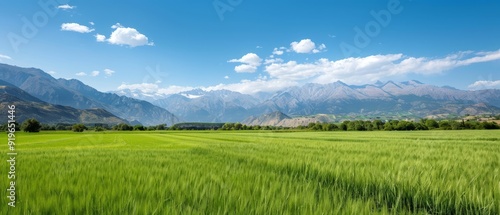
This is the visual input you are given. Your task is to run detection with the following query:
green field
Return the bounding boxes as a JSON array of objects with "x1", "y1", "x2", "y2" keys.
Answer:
[{"x1": 2, "y1": 130, "x2": 499, "y2": 214}]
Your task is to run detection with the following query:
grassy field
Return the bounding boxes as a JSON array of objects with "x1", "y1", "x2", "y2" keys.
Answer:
[{"x1": 1, "y1": 130, "x2": 499, "y2": 214}]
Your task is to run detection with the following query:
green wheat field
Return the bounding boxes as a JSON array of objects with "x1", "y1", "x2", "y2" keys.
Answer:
[{"x1": 2, "y1": 130, "x2": 499, "y2": 214}]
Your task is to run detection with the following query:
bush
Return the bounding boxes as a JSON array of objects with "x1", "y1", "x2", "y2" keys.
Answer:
[
  {"x1": 72, "y1": 124, "x2": 87, "y2": 132},
  {"x1": 95, "y1": 126, "x2": 105, "y2": 132},
  {"x1": 113, "y1": 123, "x2": 133, "y2": 131},
  {"x1": 21, "y1": 118, "x2": 41, "y2": 132},
  {"x1": 134, "y1": 125, "x2": 145, "y2": 131}
]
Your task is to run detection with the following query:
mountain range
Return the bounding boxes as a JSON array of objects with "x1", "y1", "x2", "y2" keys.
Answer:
[
  {"x1": 119, "y1": 80, "x2": 500, "y2": 123},
  {"x1": 0, "y1": 63, "x2": 178, "y2": 126},
  {"x1": 2, "y1": 63, "x2": 499, "y2": 126}
]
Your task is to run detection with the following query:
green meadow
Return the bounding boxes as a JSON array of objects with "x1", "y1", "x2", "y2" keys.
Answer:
[{"x1": 2, "y1": 130, "x2": 499, "y2": 214}]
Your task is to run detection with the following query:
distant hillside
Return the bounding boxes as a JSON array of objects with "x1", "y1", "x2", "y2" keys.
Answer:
[
  {"x1": 0, "y1": 80, "x2": 128, "y2": 125},
  {"x1": 242, "y1": 111, "x2": 336, "y2": 127},
  {"x1": 242, "y1": 111, "x2": 291, "y2": 126},
  {"x1": 0, "y1": 63, "x2": 179, "y2": 126}
]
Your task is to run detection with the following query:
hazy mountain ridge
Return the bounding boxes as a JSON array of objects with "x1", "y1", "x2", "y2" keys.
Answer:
[
  {"x1": 143, "y1": 80, "x2": 500, "y2": 122},
  {"x1": 150, "y1": 89, "x2": 261, "y2": 122},
  {"x1": 0, "y1": 63, "x2": 179, "y2": 126}
]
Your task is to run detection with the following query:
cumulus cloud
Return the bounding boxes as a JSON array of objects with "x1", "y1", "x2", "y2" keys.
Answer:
[
  {"x1": 272, "y1": 48, "x2": 284, "y2": 56},
  {"x1": 264, "y1": 58, "x2": 284, "y2": 65},
  {"x1": 61, "y1": 23, "x2": 94, "y2": 33},
  {"x1": 104, "y1": 69, "x2": 115, "y2": 76},
  {"x1": 75, "y1": 72, "x2": 87, "y2": 76},
  {"x1": 228, "y1": 53, "x2": 262, "y2": 73},
  {"x1": 58, "y1": 4, "x2": 75, "y2": 10},
  {"x1": 224, "y1": 76, "x2": 230, "y2": 79},
  {"x1": 91, "y1": 71, "x2": 100, "y2": 77},
  {"x1": 116, "y1": 49, "x2": 500, "y2": 96},
  {"x1": 468, "y1": 80, "x2": 500, "y2": 90},
  {"x1": 95, "y1": 34, "x2": 106, "y2": 42},
  {"x1": 0, "y1": 54, "x2": 12, "y2": 61},
  {"x1": 95, "y1": 23, "x2": 153, "y2": 47},
  {"x1": 290, "y1": 39, "x2": 326, "y2": 54},
  {"x1": 264, "y1": 49, "x2": 500, "y2": 84}
]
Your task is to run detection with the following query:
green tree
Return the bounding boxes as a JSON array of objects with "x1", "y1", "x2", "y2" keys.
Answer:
[
  {"x1": 41, "y1": 124, "x2": 56, "y2": 131},
  {"x1": 482, "y1": 122, "x2": 500, "y2": 129},
  {"x1": 113, "y1": 123, "x2": 133, "y2": 131},
  {"x1": 134, "y1": 125, "x2": 145, "y2": 131},
  {"x1": 222, "y1": 123, "x2": 234, "y2": 130},
  {"x1": 21, "y1": 118, "x2": 42, "y2": 132},
  {"x1": 425, "y1": 119, "x2": 439, "y2": 129},
  {"x1": 372, "y1": 120, "x2": 384, "y2": 130},
  {"x1": 72, "y1": 124, "x2": 87, "y2": 132},
  {"x1": 156, "y1": 124, "x2": 166, "y2": 130},
  {"x1": 95, "y1": 126, "x2": 105, "y2": 132},
  {"x1": 339, "y1": 123, "x2": 348, "y2": 131},
  {"x1": 384, "y1": 122, "x2": 394, "y2": 131},
  {"x1": 438, "y1": 121, "x2": 451, "y2": 130}
]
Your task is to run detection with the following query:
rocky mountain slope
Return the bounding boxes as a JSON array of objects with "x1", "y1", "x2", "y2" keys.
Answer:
[
  {"x1": 0, "y1": 80, "x2": 127, "y2": 125},
  {"x1": 0, "y1": 63, "x2": 179, "y2": 126}
]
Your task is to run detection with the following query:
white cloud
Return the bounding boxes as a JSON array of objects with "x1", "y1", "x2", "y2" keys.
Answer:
[
  {"x1": 233, "y1": 64, "x2": 257, "y2": 73},
  {"x1": 228, "y1": 53, "x2": 262, "y2": 73},
  {"x1": 91, "y1": 71, "x2": 100, "y2": 77},
  {"x1": 104, "y1": 69, "x2": 115, "y2": 76},
  {"x1": 203, "y1": 78, "x2": 298, "y2": 94},
  {"x1": 264, "y1": 58, "x2": 284, "y2": 65},
  {"x1": 95, "y1": 34, "x2": 106, "y2": 42},
  {"x1": 264, "y1": 49, "x2": 500, "y2": 84},
  {"x1": 272, "y1": 48, "x2": 284, "y2": 56},
  {"x1": 256, "y1": 46, "x2": 262, "y2": 49},
  {"x1": 0, "y1": 54, "x2": 12, "y2": 61},
  {"x1": 116, "y1": 78, "x2": 297, "y2": 96},
  {"x1": 47, "y1": 71, "x2": 56, "y2": 75},
  {"x1": 224, "y1": 76, "x2": 230, "y2": 79},
  {"x1": 61, "y1": 23, "x2": 94, "y2": 33},
  {"x1": 290, "y1": 39, "x2": 326, "y2": 54},
  {"x1": 116, "y1": 49, "x2": 500, "y2": 96},
  {"x1": 58, "y1": 4, "x2": 75, "y2": 10},
  {"x1": 75, "y1": 72, "x2": 87, "y2": 76},
  {"x1": 468, "y1": 80, "x2": 500, "y2": 90},
  {"x1": 89, "y1": 22, "x2": 95, "y2": 26},
  {"x1": 117, "y1": 83, "x2": 194, "y2": 95},
  {"x1": 97, "y1": 23, "x2": 153, "y2": 47}
]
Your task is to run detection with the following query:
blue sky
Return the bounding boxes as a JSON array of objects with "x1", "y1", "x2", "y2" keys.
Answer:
[{"x1": 1, "y1": 0, "x2": 500, "y2": 94}]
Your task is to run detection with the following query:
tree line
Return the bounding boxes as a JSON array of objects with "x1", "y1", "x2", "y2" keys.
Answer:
[
  {"x1": 1, "y1": 117, "x2": 498, "y2": 133},
  {"x1": 0, "y1": 119, "x2": 169, "y2": 133},
  {"x1": 220, "y1": 119, "x2": 499, "y2": 131}
]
